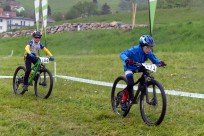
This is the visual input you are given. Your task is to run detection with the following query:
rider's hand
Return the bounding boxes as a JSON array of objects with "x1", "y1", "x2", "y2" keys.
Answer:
[
  {"x1": 29, "y1": 53, "x2": 35, "y2": 59},
  {"x1": 125, "y1": 59, "x2": 135, "y2": 65},
  {"x1": 158, "y1": 61, "x2": 167, "y2": 67},
  {"x1": 138, "y1": 65, "x2": 146, "y2": 72},
  {"x1": 50, "y1": 56, "x2": 54, "y2": 61}
]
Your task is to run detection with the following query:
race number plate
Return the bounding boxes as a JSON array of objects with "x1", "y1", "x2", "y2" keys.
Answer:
[
  {"x1": 142, "y1": 63, "x2": 157, "y2": 72},
  {"x1": 39, "y1": 57, "x2": 49, "y2": 63}
]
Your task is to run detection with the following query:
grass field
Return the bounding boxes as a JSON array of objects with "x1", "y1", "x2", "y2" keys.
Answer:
[
  {"x1": 0, "y1": 53, "x2": 204, "y2": 135},
  {"x1": 0, "y1": 6, "x2": 204, "y2": 135}
]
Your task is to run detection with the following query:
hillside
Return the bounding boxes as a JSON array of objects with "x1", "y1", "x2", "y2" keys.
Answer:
[
  {"x1": 16, "y1": 0, "x2": 120, "y2": 13},
  {"x1": 15, "y1": 0, "x2": 204, "y2": 15}
]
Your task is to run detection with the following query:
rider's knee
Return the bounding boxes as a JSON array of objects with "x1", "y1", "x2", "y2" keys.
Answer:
[{"x1": 126, "y1": 73, "x2": 134, "y2": 86}]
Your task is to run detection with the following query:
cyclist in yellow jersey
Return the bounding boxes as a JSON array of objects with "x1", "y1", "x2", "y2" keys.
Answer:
[{"x1": 23, "y1": 31, "x2": 54, "y2": 91}]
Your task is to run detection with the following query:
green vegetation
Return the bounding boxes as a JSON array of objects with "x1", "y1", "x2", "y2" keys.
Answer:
[
  {"x1": 15, "y1": 0, "x2": 204, "y2": 14},
  {"x1": 0, "y1": 6, "x2": 204, "y2": 135},
  {"x1": 14, "y1": 0, "x2": 204, "y2": 21},
  {"x1": 16, "y1": 0, "x2": 120, "y2": 13},
  {"x1": 50, "y1": 6, "x2": 204, "y2": 28}
]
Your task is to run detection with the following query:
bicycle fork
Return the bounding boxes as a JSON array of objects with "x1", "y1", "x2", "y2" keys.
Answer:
[
  {"x1": 143, "y1": 84, "x2": 157, "y2": 106},
  {"x1": 39, "y1": 71, "x2": 47, "y2": 86}
]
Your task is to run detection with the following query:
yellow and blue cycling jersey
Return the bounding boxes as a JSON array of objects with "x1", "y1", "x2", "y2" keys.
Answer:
[{"x1": 25, "y1": 39, "x2": 52, "y2": 57}]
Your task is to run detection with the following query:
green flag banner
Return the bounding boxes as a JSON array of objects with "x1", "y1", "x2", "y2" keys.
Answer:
[
  {"x1": 149, "y1": 0, "x2": 157, "y2": 35},
  {"x1": 34, "y1": 0, "x2": 40, "y2": 31},
  {"x1": 41, "y1": 0, "x2": 48, "y2": 46}
]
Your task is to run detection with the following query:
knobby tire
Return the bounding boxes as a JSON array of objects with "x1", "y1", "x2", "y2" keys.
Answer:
[
  {"x1": 140, "y1": 79, "x2": 166, "y2": 125},
  {"x1": 13, "y1": 66, "x2": 26, "y2": 95},
  {"x1": 111, "y1": 76, "x2": 130, "y2": 117},
  {"x1": 34, "y1": 68, "x2": 53, "y2": 99}
]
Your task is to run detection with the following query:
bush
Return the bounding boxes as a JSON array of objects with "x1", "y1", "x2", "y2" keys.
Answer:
[{"x1": 65, "y1": 1, "x2": 98, "y2": 20}]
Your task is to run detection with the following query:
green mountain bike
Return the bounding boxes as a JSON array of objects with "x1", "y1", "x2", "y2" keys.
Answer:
[
  {"x1": 111, "y1": 62, "x2": 166, "y2": 125},
  {"x1": 13, "y1": 57, "x2": 53, "y2": 99}
]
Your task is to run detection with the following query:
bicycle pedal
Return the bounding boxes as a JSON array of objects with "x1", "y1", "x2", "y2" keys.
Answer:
[
  {"x1": 39, "y1": 82, "x2": 47, "y2": 86},
  {"x1": 128, "y1": 102, "x2": 132, "y2": 107}
]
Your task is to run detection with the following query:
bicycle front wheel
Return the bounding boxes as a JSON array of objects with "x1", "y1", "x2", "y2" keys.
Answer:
[
  {"x1": 140, "y1": 79, "x2": 166, "y2": 125},
  {"x1": 111, "y1": 76, "x2": 130, "y2": 117},
  {"x1": 13, "y1": 66, "x2": 26, "y2": 95},
  {"x1": 34, "y1": 68, "x2": 53, "y2": 99}
]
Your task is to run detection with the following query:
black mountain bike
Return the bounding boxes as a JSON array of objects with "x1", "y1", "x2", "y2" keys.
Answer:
[
  {"x1": 13, "y1": 57, "x2": 53, "y2": 99},
  {"x1": 111, "y1": 62, "x2": 166, "y2": 125}
]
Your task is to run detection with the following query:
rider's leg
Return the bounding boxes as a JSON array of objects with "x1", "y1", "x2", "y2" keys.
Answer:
[
  {"x1": 23, "y1": 57, "x2": 32, "y2": 90},
  {"x1": 120, "y1": 71, "x2": 134, "y2": 111},
  {"x1": 125, "y1": 71, "x2": 134, "y2": 102}
]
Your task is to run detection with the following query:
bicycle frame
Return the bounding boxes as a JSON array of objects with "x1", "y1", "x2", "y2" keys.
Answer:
[
  {"x1": 28, "y1": 58, "x2": 42, "y2": 85},
  {"x1": 132, "y1": 71, "x2": 154, "y2": 105}
]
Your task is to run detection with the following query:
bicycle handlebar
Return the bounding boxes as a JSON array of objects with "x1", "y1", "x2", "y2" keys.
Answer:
[
  {"x1": 133, "y1": 62, "x2": 166, "y2": 67},
  {"x1": 133, "y1": 62, "x2": 142, "y2": 67},
  {"x1": 34, "y1": 57, "x2": 51, "y2": 64}
]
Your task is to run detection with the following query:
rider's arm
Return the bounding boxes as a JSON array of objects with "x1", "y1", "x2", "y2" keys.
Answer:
[
  {"x1": 25, "y1": 45, "x2": 31, "y2": 54},
  {"x1": 147, "y1": 52, "x2": 160, "y2": 64},
  {"x1": 42, "y1": 47, "x2": 53, "y2": 57},
  {"x1": 120, "y1": 50, "x2": 129, "y2": 61},
  {"x1": 120, "y1": 46, "x2": 135, "y2": 61}
]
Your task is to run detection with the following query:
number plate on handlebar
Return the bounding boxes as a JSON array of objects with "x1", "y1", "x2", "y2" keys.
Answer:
[
  {"x1": 39, "y1": 57, "x2": 49, "y2": 63},
  {"x1": 142, "y1": 63, "x2": 157, "y2": 72}
]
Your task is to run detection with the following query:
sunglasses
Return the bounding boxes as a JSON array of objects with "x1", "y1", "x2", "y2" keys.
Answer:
[
  {"x1": 145, "y1": 46, "x2": 153, "y2": 50},
  {"x1": 34, "y1": 37, "x2": 41, "y2": 39}
]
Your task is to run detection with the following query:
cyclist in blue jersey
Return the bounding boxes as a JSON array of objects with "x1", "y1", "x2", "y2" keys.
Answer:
[
  {"x1": 23, "y1": 31, "x2": 54, "y2": 91},
  {"x1": 120, "y1": 35, "x2": 166, "y2": 111}
]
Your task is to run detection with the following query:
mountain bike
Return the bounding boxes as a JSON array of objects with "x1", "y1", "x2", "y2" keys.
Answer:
[
  {"x1": 13, "y1": 57, "x2": 53, "y2": 99},
  {"x1": 111, "y1": 62, "x2": 166, "y2": 125}
]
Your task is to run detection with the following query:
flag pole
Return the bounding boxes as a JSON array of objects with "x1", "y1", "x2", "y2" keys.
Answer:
[
  {"x1": 42, "y1": 0, "x2": 48, "y2": 47},
  {"x1": 148, "y1": 0, "x2": 152, "y2": 36},
  {"x1": 132, "y1": 1, "x2": 137, "y2": 30},
  {"x1": 40, "y1": 16, "x2": 44, "y2": 34}
]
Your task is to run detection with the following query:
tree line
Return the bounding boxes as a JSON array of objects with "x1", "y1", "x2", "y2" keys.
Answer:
[
  {"x1": 119, "y1": 0, "x2": 204, "y2": 11},
  {"x1": 65, "y1": 1, "x2": 111, "y2": 20}
]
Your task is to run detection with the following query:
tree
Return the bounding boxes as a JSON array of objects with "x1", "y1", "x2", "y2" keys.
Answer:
[
  {"x1": 101, "y1": 3, "x2": 111, "y2": 15},
  {"x1": 119, "y1": 0, "x2": 149, "y2": 11},
  {"x1": 48, "y1": 5, "x2": 51, "y2": 16},
  {"x1": 3, "y1": 5, "x2": 11, "y2": 11},
  {"x1": 65, "y1": 1, "x2": 98, "y2": 19},
  {"x1": 52, "y1": 12, "x2": 63, "y2": 21},
  {"x1": 93, "y1": 0, "x2": 97, "y2": 4},
  {"x1": 119, "y1": 0, "x2": 132, "y2": 11}
]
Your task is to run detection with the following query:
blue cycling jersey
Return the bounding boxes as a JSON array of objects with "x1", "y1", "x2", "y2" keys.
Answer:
[{"x1": 120, "y1": 45, "x2": 160, "y2": 72}]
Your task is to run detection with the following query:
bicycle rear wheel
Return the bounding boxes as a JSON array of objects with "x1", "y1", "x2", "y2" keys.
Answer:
[
  {"x1": 111, "y1": 76, "x2": 130, "y2": 117},
  {"x1": 13, "y1": 66, "x2": 26, "y2": 95},
  {"x1": 140, "y1": 79, "x2": 166, "y2": 125},
  {"x1": 34, "y1": 68, "x2": 53, "y2": 99}
]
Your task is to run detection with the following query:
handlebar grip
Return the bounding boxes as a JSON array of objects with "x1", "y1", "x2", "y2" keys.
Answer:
[
  {"x1": 133, "y1": 62, "x2": 141, "y2": 66},
  {"x1": 156, "y1": 63, "x2": 167, "y2": 67}
]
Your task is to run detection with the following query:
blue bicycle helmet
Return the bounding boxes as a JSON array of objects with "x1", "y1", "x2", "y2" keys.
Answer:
[
  {"x1": 139, "y1": 35, "x2": 156, "y2": 47},
  {"x1": 32, "y1": 31, "x2": 42, "y2": 37}
]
